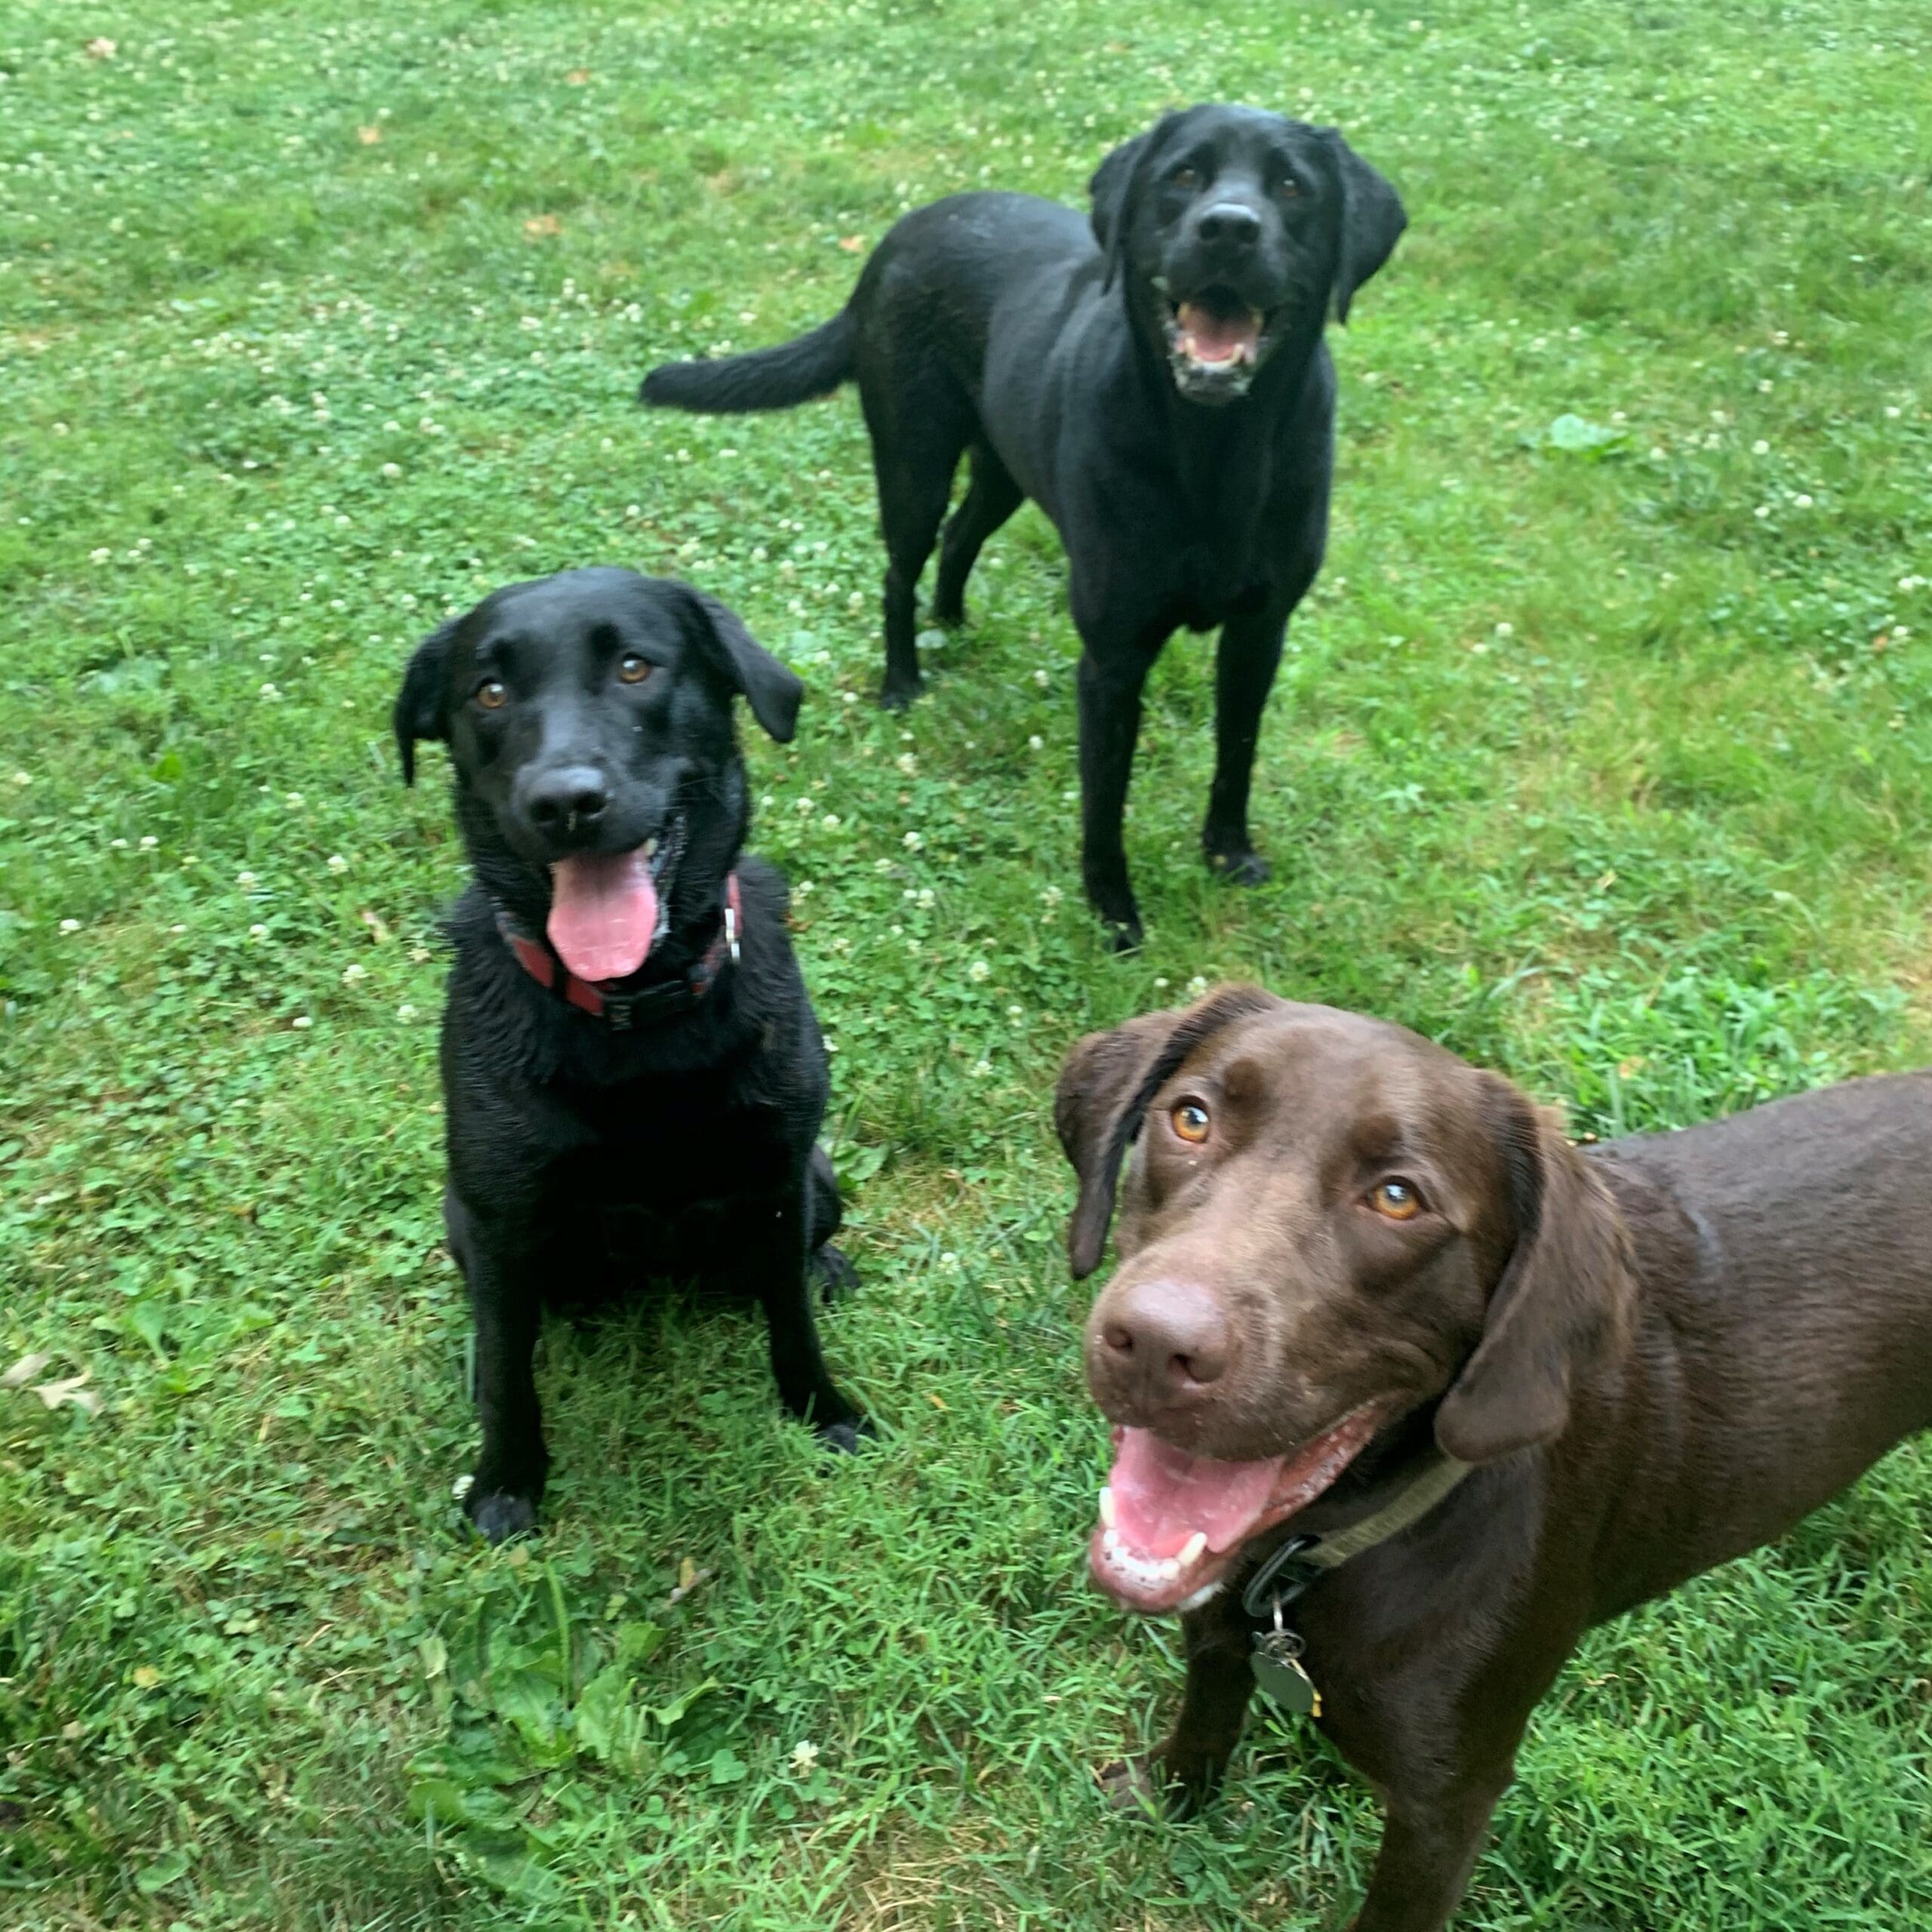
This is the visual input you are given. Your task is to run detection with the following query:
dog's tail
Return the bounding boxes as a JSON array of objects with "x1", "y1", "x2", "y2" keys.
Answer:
[{"x1": 640, "y1": 309, "x2": 857, "y2": 414}]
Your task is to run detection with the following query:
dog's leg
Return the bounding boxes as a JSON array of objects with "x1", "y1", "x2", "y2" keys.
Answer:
[
  {"x1": 1103, "y1": 1585, "x2": 1255, "y2": 1817},
  {"x1": 1350, "y1": 1768, "x2": 1514, "y2": 1932},
  {"x1": 752, "y1": 1177, "x2": 867, "y2": 1449},
  {"x1": 863, "y1": 380, "x2": 968, "y2": 709},
  {"x1": 1075, "y1": 639, "x2": 1161, "y2": 949},
  {"x1": 933, "y1": 444, "x2": 1023, "y2": 627},
  {"x1": 1202, "y1": 609, "x2": 1288, "y2": 886},
  {"x1": 806, "y1": 1143, "x2": 857, "y2": 1303},
  {"x1": 449, "y1": 1190, "x2": 550, "y2": 1543}
]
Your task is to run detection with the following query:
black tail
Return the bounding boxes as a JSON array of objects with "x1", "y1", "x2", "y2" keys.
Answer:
[{"x1": 640, "y1": 309, "x2": 857, "y2": 414}]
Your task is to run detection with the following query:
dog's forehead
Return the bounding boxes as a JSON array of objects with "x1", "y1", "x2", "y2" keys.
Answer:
[
  {"x1": 1179, "y1": 1003, "x2": 1477, "y2": 1128},
  {"x1": 1164, "y1": 104, "x2": 1320, "y2": 164},
  {"x1": 467, "y1": 568, "x2": 678, "y2": 660}
]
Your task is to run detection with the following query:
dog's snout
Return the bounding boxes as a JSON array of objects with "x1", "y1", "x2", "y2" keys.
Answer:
[
  {"x1": 523, "y1": 765, "x2": 611, "y2": 837},
  {"x1": 1096, "y1": 1278, "x2": 1234, "y2": 1411},
  {"x1": 1196, "y1": 201, "x2": 1263, "y2": 250}
]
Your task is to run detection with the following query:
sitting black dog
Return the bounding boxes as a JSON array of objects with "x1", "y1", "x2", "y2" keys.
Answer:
[
  {"x1": 394, "y1": 566, "x2": 866, "y2": 1542},
  {"x1": 643, "y1": 104, "x2": 1404, "y2": 947}
]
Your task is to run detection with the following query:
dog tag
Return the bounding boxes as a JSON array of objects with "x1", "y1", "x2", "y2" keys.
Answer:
[{"x1": 1251, "y1": 1627, "x2": 1322, "y2": 1718}]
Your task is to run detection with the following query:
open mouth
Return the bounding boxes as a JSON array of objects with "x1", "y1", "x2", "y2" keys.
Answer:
[
  {"x1": 1158, "y1": 286, "x2": 1278, "y2": 401},
  {"x1": 545, "y1": 814, "x2": 684, "y2": 983},
  {"x1": 1088, "y1": 1401, "x2": 1389, "y2": 1615}
]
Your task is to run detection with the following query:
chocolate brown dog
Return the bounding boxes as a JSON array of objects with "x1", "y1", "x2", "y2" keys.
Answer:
[{"x1": 1057, "y1": 985, "x2": 1932, "y2": 1932}]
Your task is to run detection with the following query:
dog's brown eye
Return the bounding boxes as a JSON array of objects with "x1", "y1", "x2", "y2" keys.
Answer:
[
  {"x1": 617, "y1": 654, "x2": 651, "y2": 685},
  {"x1": 1171, "y1": 1100, "x2": 1211, "y2": 1144},
  {"x1": 1171, "y1": 165, "x2": 1202, "y2": 189},
  {"x1": 1371, "y1": 1180, "x2": 1423, "y2": 1221},
  {"x1": 475, "y1": 678, "x2": 508, "y2": 711},
  {"x1": 1273, "y1": 176, "x2": 1300, "y2": 200}
]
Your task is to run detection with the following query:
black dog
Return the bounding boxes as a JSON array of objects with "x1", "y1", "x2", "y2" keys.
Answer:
[
  {"x1": 394, "y1": 567, "x2": 866, "y2": 1542},
  {"x1": 643, "y1": 104, "x2": 1404, "y2": 947}
]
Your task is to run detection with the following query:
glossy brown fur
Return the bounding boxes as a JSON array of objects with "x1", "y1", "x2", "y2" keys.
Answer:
[{"x1": 1058, "y1": 987, "x2": 1932, "y2": 1931}]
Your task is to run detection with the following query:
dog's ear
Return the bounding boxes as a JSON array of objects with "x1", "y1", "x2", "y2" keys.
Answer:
[
  {"x1": 393, "y1": 617, "x2": 461, "y2": 786},
  {"x1": 1320, "y1": 128, "x2": 1405, "y2": 323},
  {"x1": 1056, "y1": 983, "x2": 1278, "y2": 1278},
  {"x1": 1434, "y1": 1076, "x2": 1636, "y2": 1464},
  {"x1": 680, "y1": 586, "x2": 802, "y2": 743},
  {"x1": 1089, "y1": 113, "x2": 1181, "y2": 294}
]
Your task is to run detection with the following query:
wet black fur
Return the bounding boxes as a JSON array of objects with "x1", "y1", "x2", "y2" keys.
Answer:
[
  {"x1": 642, "y1": 104, "x2": 1404, "y2": 947},
  {"x1": 395, "y1": 567, "x2": 865, "y2": 1543}
]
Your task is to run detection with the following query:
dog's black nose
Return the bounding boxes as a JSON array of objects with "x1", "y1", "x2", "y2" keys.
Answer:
[
  {"x1": 522, "y1": 766, "x2": 610, "y2": 836},
  {"x1": 1197, "y1": 202, "x2": 1262, "y2": 249}
]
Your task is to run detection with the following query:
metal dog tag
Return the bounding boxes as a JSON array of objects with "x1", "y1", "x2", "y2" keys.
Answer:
[{"x1": 1251, "y1": 1613, "x2": 1321, "y2": 1718}]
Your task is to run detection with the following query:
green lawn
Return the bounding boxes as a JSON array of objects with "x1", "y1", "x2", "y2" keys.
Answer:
[{"x1": 3, "y1": 0, "x2": 1930, "y2": 1924}]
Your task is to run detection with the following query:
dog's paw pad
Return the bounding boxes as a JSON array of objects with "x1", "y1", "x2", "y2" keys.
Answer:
[{"x1": 468, "y1": 1489, "x2": 539, "y2": 1543}]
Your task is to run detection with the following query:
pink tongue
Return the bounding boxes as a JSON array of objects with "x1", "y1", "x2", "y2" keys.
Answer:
[
  {"x1": 1106, "y1": 1428, "x2": 1282, "y2": 1560},
  {"x1": 1177, "y1": 301, "x2": 1260, "y2": 364},
  {"x1": 546, "y1": 850, "x2": 660, "y2": 982}
]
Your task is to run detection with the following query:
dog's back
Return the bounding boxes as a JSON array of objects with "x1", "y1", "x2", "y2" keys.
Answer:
[{"x1": 1586, "y1": 1070, "x2": 1932, "y2": 1607}]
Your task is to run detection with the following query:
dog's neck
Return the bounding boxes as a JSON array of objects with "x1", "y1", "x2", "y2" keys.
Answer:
[{"x1": 1120, "y1": 282, "x2": 1331, "y2": 553}]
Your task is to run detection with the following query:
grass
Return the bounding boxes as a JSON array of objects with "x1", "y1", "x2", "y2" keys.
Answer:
[{"x1": 2, "y1": 0, "x2": 1930, "y2": 1924}]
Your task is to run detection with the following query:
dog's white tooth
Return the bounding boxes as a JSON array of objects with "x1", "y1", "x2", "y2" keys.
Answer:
[
  {"x1": 644, "y1": 836, "x2": 658, "y2": 857},
  {"x1": 1099, "y1": 1486, "x2": 1116, "y2": 1530},
  {"x1": 1103, "y1": 1528, "x2": 1120, "y2": 1554},
  {"x1": 1178, "y1": 1531, "x2": 1207, "y2": 1567},
  {"x1": 1157, "y1": 1558, "x2": 1181, "y2": 1582}
]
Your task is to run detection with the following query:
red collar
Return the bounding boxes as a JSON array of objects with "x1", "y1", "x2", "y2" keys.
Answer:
[{"x1": 494, "y1": 873, "x2": 742, "y2": 1031}]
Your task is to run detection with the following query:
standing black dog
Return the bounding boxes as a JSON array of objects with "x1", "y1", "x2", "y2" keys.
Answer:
[
  {"x1": 642, "y1": 105, "x2": 1404, "y2": 947},
  {"x1": 394, "y1": 566, "x2": 866, "y2": 1543}
]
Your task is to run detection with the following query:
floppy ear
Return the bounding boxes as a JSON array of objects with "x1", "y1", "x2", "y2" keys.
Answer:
[
  {"x1": 1320, "y1": 128, "x2": 1406, "y2": 323},
  {"x1": 1055, "y1": 983, "x2": 1278, "y2": 1278},
  {"x1": 1088, "y1": 114, "x2": 1180, "y2": 294},
  {"x1": 680, "y1": 586, "x2": 802, "y2": 743},
  {"x1": 392, "y1": 617, "x2": 461, "y2": 786},
  {"x1": 1434, "y1": 1076, "x2": 1636, "y2": 1464}
]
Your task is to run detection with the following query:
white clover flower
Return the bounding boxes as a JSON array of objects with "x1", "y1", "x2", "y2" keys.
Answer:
[
  {"x1": 9, "y1": 772, "x2": 29, "y2": 787},
  {"x1": 249, "y1": 922, "x2": 269, "y2": 938},
  {"x1": 260, "y1": 683, "x2": 281, "y2": 700},
  {"x1": 903, "y1": 831, "x2": 923, "y2": 851},
  {"x1": 916, "y1": 888, "x2": 934, "y2": 909},
  {"x1": 236, "y1": 870, "x2": 257, "y2": 886},
  {"x1": 968, "y1": 960, "x2": 990, "y2": 982},
  {"x1": 326, "y1": 854, "x2": 348, "y2": 874},
  {"x1": 1186, "y1": 975, "x2": 1210, "y2": 998},
  {"x1": 1754, "y1": 506, "x2": 1770, "y2": 519},
  {"x1": 1028, "y1": 735, "x2": 1044, "y2": 752},
  {"x1": 140, "y1": 835, "x2": 157, "y2": 849},
  {"x1": 970, "y1": 1059, "x2": 992, "y2": 1078},
  {"x1": 291, "y1": 1016, "x2": 313, "y2": 1030},
  {"x1": 1752, "y1": 439, "x2": 1770, "y2": 455},
  {"x1": 110, "y1": 838, "x2": 127, "y2": 850},
  {"x1": 1494, "y1": 621, "x2": 1513, "y2": 638},
  {"x1": 1792, "y1": 493, "x2": 1813, "y2": 509},
  {"x1": 820, "y1": 814, "x2": 841, "y2": 830},
  {"x1": 790, "y1": 1741, "x2": 820, "y2": 1771},
  {"x1": 380, "y1": 462, "x2": 402, "y2": 479},
  {"x1": 59, "y1": 918, "x2": 81, "y2": 933},
  {"x1": 343, "y1": 963, "x2": 367, "y2": 984},
  {"x1": 398, "y1": 1003, "x2": 418, "y2": 1021},
  {"x1": 1153, "y1": 976, "x2": 1170, "y2": 990},
  {"x1": 169, "y1": 923, "x2": 186, "y2": 935},
  {"x1": 1033, "y1": 668, "x2": 1050, "y2": 687},
  {"x1": 90, "y1": 546, "x2": 111, "y2": 564},
  {"x1": 896, "y1": 752, "x2": 917, "y2": 775}
]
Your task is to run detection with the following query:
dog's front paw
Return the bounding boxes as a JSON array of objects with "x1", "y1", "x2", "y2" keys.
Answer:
[
  {"x1": 461, "y1": 1476, "x2": 540, "y2": 1544},
  {"x1": 878, "y1": 673, "x2": 924, "y2": 711},
  {"x1": 1103, "y1": 915, "x2": 1146, "y2": 955},
  {"x1": 1204, "y1": 844, "x2": 1272, "y2": 888},
  {"x1": 816, "y1": 1414, "x2": 873, "y2": 1454},
  {"x1": 813, "y1": 1242, "x2": 858, "y2": 1304},
  {"x1": 1099, "y1": 1749, "x2": 1220, "y2": 1820}
]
